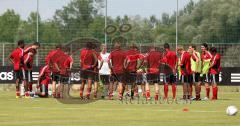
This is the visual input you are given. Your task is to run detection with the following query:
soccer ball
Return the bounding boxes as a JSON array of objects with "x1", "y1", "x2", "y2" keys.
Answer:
[{"x1": 226, "y1": 106, "x2": 238, "y2": 116}]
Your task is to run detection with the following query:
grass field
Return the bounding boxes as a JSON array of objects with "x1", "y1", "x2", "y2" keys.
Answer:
[{"x1": 0, "y1": 86, "x2": 239, "y2": 126}]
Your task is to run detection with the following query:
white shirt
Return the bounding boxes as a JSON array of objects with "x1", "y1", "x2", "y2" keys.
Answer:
[{"x1": 99, "y1": 52, "x2": 110, "y2": 75}]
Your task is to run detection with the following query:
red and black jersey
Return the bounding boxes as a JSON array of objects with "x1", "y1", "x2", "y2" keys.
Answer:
[
  {"x1": 60, "y1": 55, "x2": 74, "y2": 76},
  {"x1": 45, "y1": 49, "x2": 58, "y2": 65},
  {"x1": 163, "y1": 50, "x2": 177, "y2": 70},
  {"x1": 23, "y1": 53, "x2": 34, "y2": 70},
  {"x1": 39, "y1": 65, "x2": 51, "y2": 85},
  {"x1": 125, "y1": 49, "x2": 140, "y2": 72},
  {"x1": 210, "y1": 53, "x2": 221, "y2": 74},
  {"x1": 108, "y1": 49, "x2": 126, "y2": 74},
  {"x1": 9, "y1": 48, "x2": 24, "y2": 71},
  {"x1": 179, "y1": 51, "x2": 191, "y2": 75},
  {"x1": 80, "y1": 48, "x2": 95, "y2": 70},
  {"x1": 146, "y1": 50, "x2": 162, "y2": 74}
]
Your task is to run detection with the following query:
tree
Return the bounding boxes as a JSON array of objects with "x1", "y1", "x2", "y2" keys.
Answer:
[{"x1": 0, "y1": 9, "x2": 20, "y2": 42}]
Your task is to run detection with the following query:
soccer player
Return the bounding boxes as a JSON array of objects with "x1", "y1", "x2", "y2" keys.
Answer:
[
  {"x1": 145, "y1": 46, "x2": 162, "y2": 102},
  {"x1": 92, "y1": 44, "x2": 102, "y2": 99},
  {"x1": 60, "y1": 47, "x2": 73, "y2": 98},
  {"x1": 45, "y1": 44, "x2": 62, "y2": 98},
  {"x1": 200, "y1": 43, "x2": 212, "y2": 100},
  {"x1": 188, "y1": 45, "x2": 202, "y2": 100},
  {"x1": 177, "y1": 46, "x2": 191, "y2": 100},
  {"x1": 34, "y1": 64, "x2": 51, "y2": 97},
  {"x1": 98, "y1": 44, "x2": 112, "y2": 99},
  {"x1": 124, "y1": 43, "x2": 141, "y2": 99},
  {"x1": 23, "y1": 49, "x2": 37, "y2": 97},
  {"x1": 209, "y1": 47, "x2": 221, "y2": 100},
  {"x1": 9, "y1": 40, "x2": 25, "y2": 98},
  {"x1": 162, "y1": 43, "x2": 178, "y2": 101},
  {"x1": 79, "y1": 42, "x2": 98, "y2": 99},
  {"x1": 108, "y1": 42, "x2": 126, "y2": 100}
]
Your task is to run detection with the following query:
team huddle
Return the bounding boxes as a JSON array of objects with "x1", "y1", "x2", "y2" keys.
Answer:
[{"x1": 9, "y1": 40, "x2": 221, "y2": 102}]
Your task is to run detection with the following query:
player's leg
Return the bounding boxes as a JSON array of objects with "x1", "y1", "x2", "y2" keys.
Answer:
[
  {"x1": 181, "y1": 75, "x2": 188, "y2": 99},
  {"x1": 189, "y1": 75, "x2": 193, "y2": 99},
  {"x1": 86, "y1": 71, "x2": 93, "y2": 99},
  {"x1": 28, "y1": 70, "x2": 33, "y2": 92},
  {"x1": 14, "y1": 71, "x2": 21, "y2": 98},
  {"x1": 170, "y1": 74, "x2": 177, "y2": 101},
  {"x1": 51, "y1": 74, "x2": 57, "y2": 98},
  {"x1": 194, "y1": 73, "x2": 201, "y2": 100},
  {"x1": 93, "y1": 73, "x2": 99, "y2": 99},
  {"x1": 22, "y1": 69, "x2": 29, "y2": 98},
  {"x1": 117, "y1": 74, "x2": 125, "y2": 100},
  {"x1": 145, "y1": 74, "x2": 152, "y2": 100},
  {"x1": 154, "y1": 74, "x2": 160, "y2": 101},
  {"x1": 204, "y1": 74, "x2": 210, "y2": 100},
  {"x1": 211, "y1": 74, "x2": 219, "y2": 100},
  {"x1": 80, "y1": 70, "x2": 87, "y2": 99},
  {"x1": 163, "y1": 74, "x2": 169, "y2": 100},
  {"x1": 35, "y1": 84, "x2": 48, "y2": 97}
]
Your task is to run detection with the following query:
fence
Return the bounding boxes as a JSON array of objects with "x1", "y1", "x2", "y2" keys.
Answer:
[{"x1": 0, "y1": 42, "x2": 240, "y2": 67}]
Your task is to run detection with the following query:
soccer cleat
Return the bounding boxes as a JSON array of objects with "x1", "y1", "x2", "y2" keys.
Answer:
[
  {"x1": 16, "y1": 96, "x2": 20, "y2": 99},
  {"x1": 24, "y1": 95, "x2": 30, "y2": 99},
  {"x1": 203, "y1": 97, "x2": 209, "y2": 101}
]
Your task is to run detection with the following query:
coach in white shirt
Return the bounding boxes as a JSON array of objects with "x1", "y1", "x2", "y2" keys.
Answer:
[{"x1": 98, "y1": 44, "x2": 112, "y2": 99}]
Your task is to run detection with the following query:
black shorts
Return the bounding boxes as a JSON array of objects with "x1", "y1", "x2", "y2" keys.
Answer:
[
  {"x1": 210, "y1": 74, "x2": 219, "y2": 84},
  {"x1": 100, "y1": 75, "x2": 110, "y2": 84},
  {"x1": 180, "y1": 75, "x2": 191, "y2": 83},
  {"x1": 52, "y1": 73, "x2": 61, "y2": 83},
  {"x1": 147, "y1": 73, "x2": 160, "y2": 84},
  {"x1": 110, "y1": 74, "x2": 125, "y2": 83},
  {"x1": 124, "y1": 72, "x2": 137, "y2": 85},
  {"x1": 93, "y1": 73, "x2": 99, "y2": 82},
  {"x1": 60, "y1": 76, "x2": 71, "y2": 84},
  {"x1": 165, "y1": 74, "x2": 176, "y2": 84},
  {"x1": 80, "y1": 69, "x2": 94, "y2": 81},
  {"x1": 200, "y1": 73, "x2": 211, "y2": 83},
  {"x1": 191, "y1": 73, "x2": 200, "y2": 83},
  {"x1": 14, "y1": 70, "x2": 24, "y2": 80}
]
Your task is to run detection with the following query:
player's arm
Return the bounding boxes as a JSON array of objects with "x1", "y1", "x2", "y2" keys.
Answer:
[
  {"x1": 107, "y1": 54, "x2": 113, "y2": 74},
  {"x1": 8, "y1": 53, "x2": 14, "y2": 64},
  {"x1": 24, "y1": 53, "x2": 30, "y2": 64},
  {"x1": 210, "y1": 55, "x2": 219, "y2": 68},
  {"x1": 92, "y1": 53, "x2": 98, "y2": 69},
  {"x1": 98, "y1": 56, "x2": 104, "y2": 70},
  {"x1": 124, "y1": 56, "x2": 130, "y2": 69}
]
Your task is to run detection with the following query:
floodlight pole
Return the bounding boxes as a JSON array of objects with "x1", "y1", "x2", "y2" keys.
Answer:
[
  {"x1": 36, "y1": 0, "x2": 39, "y2": 66},
  {"x1": 104, "y1": 0, "x2": 107, "y2": 45},
  {"x1": 176, "y1": 0, "x2": 178, "y2": 51}
]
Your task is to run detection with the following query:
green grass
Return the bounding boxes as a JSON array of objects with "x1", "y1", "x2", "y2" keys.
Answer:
[{"x1": 0, "y1": 86, "x2": 239, "y2": 126}]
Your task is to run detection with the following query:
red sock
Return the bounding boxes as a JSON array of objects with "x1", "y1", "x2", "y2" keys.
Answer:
[
  {"x1": 164, "y1": 84, "x2": 168, "y2": 99},
  {"x1": 57, "y1": 93, "x2": 60, "y2": 98},
  {"x1": 206, "y1": 87, "x2": 210, "y2": 98},
  {"x1": 172, "y1": 84, "x2": 177, "y2": 99},
  {"x1": 79, "y1": 87, "x2": 84, "y2": 97},
  {"x1": 28, "y1": 83, "x2": 33, "y2": 92},
  {"x1": 212, "y1": 86, "x2": 218, "y2": 99},
  {"x1": 146, "y1": 90, "x2": 150, "y2": 98},
  {"x1": 87, "y1": 88, "x2": 91, "y2": 97},
  {"x1": 154, "y1": 93, "x2": 159, "y2": 101},
  {"x1": 25, "y1": 91, "x2": 30, "y2": 96},
  {"x1": 16, "y1": 91, "x2": 20, "y2": 96}
]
